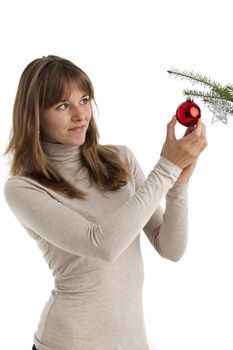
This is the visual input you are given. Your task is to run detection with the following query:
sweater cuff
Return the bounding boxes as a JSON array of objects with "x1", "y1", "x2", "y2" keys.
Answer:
[
  {"x1": 167, "y1": 182, "x2": 189, "y2": 197},
  {"x1": 155, "y1": 156, "x2": 182, "y2": 181}
]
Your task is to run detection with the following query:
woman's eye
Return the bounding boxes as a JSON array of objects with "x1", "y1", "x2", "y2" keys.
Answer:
[
  {"x1": 80, "y1": 97, "x2": 90, "y2": 105},
  {"x1": 57, "y1": 102, "x2": 69, "y2": 110}
]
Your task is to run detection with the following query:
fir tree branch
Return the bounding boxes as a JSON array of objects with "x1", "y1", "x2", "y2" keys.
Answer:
[
  {"x1": 212, "y1": 86, "x2": 233, "y2": 102},
  {"x1": 167, "y1": 68, "x2": 222, "y2": 90},
  {"x1": 183, "y1": 88, "x2": 233, "y2": 102},
  {"x1": 182, "y1": 89, "x2": 220, "y2": 100},
  {"x1": 226, "y1": 85, "x2": 233, "y2": 92}
]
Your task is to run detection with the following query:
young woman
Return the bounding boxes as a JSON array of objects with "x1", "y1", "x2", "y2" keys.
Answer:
[{"x1": 4, "y1": 55, "x2": 207, "y2": 350}]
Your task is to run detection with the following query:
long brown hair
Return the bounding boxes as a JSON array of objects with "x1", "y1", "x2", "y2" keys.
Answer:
[{"x1": 5, "y1": 55, "x2": 130, "y2": 198}]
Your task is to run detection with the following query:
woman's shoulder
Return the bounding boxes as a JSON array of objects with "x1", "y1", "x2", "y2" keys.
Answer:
[
  {"x1": 4, "y1": 175, "x2": 61, "y2": 212},
  {"x1": 5, "y1": 175, "x2": 42, "y2": 187},
  {"x1": 103, "y1": 144, "x2": 136, "y2": 162},
  {"x1": 4, "y1": 175, "x2": 49, "y2": 197}
]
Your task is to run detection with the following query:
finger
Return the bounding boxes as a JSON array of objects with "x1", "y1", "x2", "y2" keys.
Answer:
[
  {"x1": 193, "y1": 118, "x2": 203, "y2": 137},
  {"x1": 196, "y1": 132, "x2": 208, "y2": 153},
  {"x1": 184, "y1": 126, "x2": 195, "y2": 137},
  {"x1": 201, "y1": 122, "x2": 206, "y2": 137},
  {"x1": 166, "y1": 115, "x2": 177, "y2": 141}
]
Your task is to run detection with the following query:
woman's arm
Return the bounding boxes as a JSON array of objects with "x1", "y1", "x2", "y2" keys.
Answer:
[
  {"x1": 146, "y1": 184, "x2": 188, "y2": 262},
  {"x1": 125, "y1": 146, "x2": 188, "y2": 261},
  {"x1": 4, "y1": 156, "x2": 181, "y2": 263}
]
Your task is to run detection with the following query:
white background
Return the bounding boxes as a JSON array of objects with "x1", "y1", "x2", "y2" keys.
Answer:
[{"x1": 0, "y1": 1, "x2": 233, "y2": 349}]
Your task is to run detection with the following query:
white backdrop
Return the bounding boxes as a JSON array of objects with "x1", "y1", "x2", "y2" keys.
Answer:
[{"x1": 1, "y1": 1, "x2": 232, "y2": 349}]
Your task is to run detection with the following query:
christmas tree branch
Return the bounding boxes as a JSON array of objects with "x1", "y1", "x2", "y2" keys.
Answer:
[
  {"x1": 212, "y1": 86, "x2": 233, "y2": 101},
  {"x1": 226, "y1": 85, "x2": 233, "y2": 92},
  {"x1": 167, "y1": 68, "x2": 221, "y2": 89},
  {"x1": 182, "y1": 89, "x2": 220, "y2": 100}
]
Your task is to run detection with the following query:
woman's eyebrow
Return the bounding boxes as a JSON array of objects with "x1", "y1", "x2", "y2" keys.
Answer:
[{"x1": 59, "y1": 93, "x2": 89, "y2": 102}]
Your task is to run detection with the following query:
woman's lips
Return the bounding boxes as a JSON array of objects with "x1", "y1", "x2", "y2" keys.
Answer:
[{"x1": 68, "y1": 125, "x2": 86, "y2": 133}]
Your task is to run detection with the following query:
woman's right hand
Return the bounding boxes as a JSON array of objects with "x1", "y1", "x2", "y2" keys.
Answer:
[{"x1": 161, "y1": 115, "x2": 207, "y2": 169}]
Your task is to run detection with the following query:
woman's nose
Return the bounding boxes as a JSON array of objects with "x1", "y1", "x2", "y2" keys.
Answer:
[{"x1": 71, "y1": 106, "x2": 85, "y2": 121}]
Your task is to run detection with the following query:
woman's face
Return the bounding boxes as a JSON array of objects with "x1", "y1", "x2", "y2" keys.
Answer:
[{"x1": 40, "y1": 87, "x2": 92, "y2": 146}]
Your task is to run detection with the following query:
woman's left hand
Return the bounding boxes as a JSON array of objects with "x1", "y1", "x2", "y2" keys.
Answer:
[{"x1": 175, "y1": 121, "x2": 206, "y2": 184}]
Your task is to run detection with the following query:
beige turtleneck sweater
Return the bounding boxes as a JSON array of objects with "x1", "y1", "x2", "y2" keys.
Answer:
[{"x1": 4, "y1": 142, "x2": 188, "y2": 350}]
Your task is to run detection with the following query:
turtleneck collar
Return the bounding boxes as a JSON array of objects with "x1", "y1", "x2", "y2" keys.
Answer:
[{"x1": 41, "y1": 141, "x2": 83, "y2": 173}]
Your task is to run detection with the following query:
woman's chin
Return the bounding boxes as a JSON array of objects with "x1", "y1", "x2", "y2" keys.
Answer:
[{"x1": 65, "y1": 136, "x2": 86, "y2": 147}]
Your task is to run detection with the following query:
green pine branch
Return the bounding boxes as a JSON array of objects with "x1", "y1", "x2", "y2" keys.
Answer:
[
  {"x1": 167, "y1": 68, "x2": 222, "y2": 89},
  {"x1": 182, "y1": 89, "x2": 220, "y2": 100},
  {"x1": 226, "y1": 85, "x2": 233, "y2": 92}
]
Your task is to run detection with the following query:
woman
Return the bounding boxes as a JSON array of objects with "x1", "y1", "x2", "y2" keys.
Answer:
[{"x1": 4, "y1": 55, "x2": 207, "y2": 350}]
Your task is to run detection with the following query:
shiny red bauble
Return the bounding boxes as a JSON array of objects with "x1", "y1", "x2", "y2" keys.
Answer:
[{"x1": 176, "y1": 99, "x2": 201, "y2": 127}]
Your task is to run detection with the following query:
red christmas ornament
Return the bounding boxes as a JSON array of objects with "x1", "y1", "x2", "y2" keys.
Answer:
[{"x1": 176, "y1": 99, "x2": 201, "y2": 127}]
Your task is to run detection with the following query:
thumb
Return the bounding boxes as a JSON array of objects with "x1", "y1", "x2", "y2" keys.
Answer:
[{"x1": 166, "y1": 115, "x2": 177, "y2": 141}]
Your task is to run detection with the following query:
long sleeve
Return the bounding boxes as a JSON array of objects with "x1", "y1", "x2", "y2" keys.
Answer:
[
  {"x1": 124, "y1": 146, "x2": 188, "y2": 261},
  {"x1": 4, "y1": 156, "x2": 181, "y2": 263}
]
